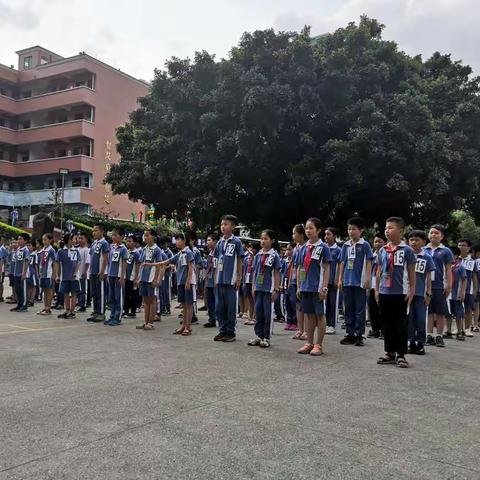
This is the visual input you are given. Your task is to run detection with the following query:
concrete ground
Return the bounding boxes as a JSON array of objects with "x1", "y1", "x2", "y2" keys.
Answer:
[{"x1": 0, "y1": 291, "x2": 479, "y2": 480}]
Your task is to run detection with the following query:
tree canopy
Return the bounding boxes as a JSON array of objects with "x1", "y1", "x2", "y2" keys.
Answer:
[{"x1": 106, "y1": 16, "x2": 480, "y2": 235}]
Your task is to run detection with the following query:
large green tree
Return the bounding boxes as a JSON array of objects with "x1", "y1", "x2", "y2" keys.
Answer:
[{"x1": 107, "y1": 16, "x2": 480, "y2": 235}]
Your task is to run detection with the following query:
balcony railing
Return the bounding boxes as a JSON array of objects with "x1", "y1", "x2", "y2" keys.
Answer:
[
  {"x1": 0, "y1": 155, "x2": 94, "y2": 177},
  {"x1": 0, "y1": 187, "x2": 91, "y2": 206}
]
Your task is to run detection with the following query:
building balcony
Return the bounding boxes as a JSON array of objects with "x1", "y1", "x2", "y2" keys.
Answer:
[
  {"x1": 0, "y1": 155, "x2": 94, "y2": 177},
  {"x1": 0, "y1": 86, "x2": 95, "y2": 115},
  {"x1": 0, "y1": 187, "x2": 91, "y2": 207},
  {"x1": 0, "y1": 119, "x2": 94, "y2": 145}
]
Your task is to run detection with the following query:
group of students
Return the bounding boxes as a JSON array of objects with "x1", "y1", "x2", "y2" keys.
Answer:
[{"x1": 0, "y1": 213, "x2": 478, "y2": 368}]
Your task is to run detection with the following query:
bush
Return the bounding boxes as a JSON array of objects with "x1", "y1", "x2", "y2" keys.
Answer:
[{"x1": 0, "y1": 221, "x2": 30, "y2": 239}]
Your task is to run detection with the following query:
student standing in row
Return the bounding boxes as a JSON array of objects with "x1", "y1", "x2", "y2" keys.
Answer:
[
  {"x1": 367, "y1": 234, "x2": 386, "y2": 338},
  {"x1": 203, "y1": 233, "x2": 218, "y2": 328},
  {"x1": 458, "y1": 239, "x2": 477, "y2": 337},
  {"x1": 291, "y1": 224, "x2": 307, "y2": 340},
  {"x1": 248, "y1": 230, "x2": 281, "y2": 348},
  {"x1": 213, "y1": 215, "x2": 244, "y2": 343},
  {"x1": 376, "y1": 217, "x2": 416, "y2": 368},
  {"x1": 338, "y1": 217, "x2": 373, "y2": 347},
  {"x1": 124, "y1": 235, "x2": 141, "y2": 318},
  {"x1": 37, "y1": 233, "x2": 56, "y2": 315},
  {"x1": 0, "y1": 236, "x2": 7, "y2": 303},
  {"x1": 11, "y1": 233, "x2": 30, "y2": 312},
  {"x1": 76, "y1": 232, "x2": 90, "y2": 313},
  {"x1": 107, "y1": 228, "x2": 128, "y2": 326},
  {"x1": 324, "y1": 227, "x2": 341, "y2": 335}
]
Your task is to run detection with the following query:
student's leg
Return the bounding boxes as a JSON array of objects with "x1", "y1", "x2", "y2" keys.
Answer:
[
  {"x1": 288, "y1": 285, "x2": 298, "y2": 326},
  {"x1": 14, "y1": 277, "x2": 21, "y2": 308},
  {"x1": 305, "y1": 312, "x2": 316, "y2": 345},
  {"x1": 393, "y1": 295, "x2": 408, "y2": 356},
  {"x1": 99, "y1": 277, "x2": 106, "y2": 318},
  {"x1": 184, "y1": 299, "x2": 193, "y2": 330},
  {"x1": 254, "y1": 292, "x2": 265, "y2": 339},
  {"x1": 144, "y1": 297, "x2": 151, "y2": 325},
  {"x1": 91, "y1": 275, "x2": 99, "y2": 314},
  {"x1": 342, "y1": 287, "x2": 355, "y2": 336},
  {"x1": 464, "y1": 294, "x2": 473, "y2": 332},
  {"x1": 325, "y1": 287, "x2": 336, "y2": 328},
  {"x1": 455, "y1": 301, "x2": 465, "y2": 336},
  {"x1": 354, "y1": 287, "x2": 367, "y2": 337},
  {"x1": 226, "y1": 285, "x2": 237, "y2": 336},
  {"x1": 206, "y1": 287, "x2": 216, "y2": 324},
  {"x1": 108, "y1": 278, "x2": 115, "y2": 321},
  {"x1": 316, "y1": 314, "x2": 326, "y2": 347},
  {"x1": 369, "y1": 289, "x2": 382, "y2": 334},
  {"x1": 215, "y1": 285, "x2": 226, "y2": 334},
  {"x1": 415, "y1": 298, "x2": 427, "y2": 347},
  {"x1": 70, "y1": 294, "x2": 78, "y2": 314},
  {"x1": 285, "y1": 286, "x2": 296, "y2": 325},
  {"x1": 261, "y1": 292, "x2": 274, "y2": 340},
  {"x1": 44, "y1": 287, "x2": 52, "y2": 310},
  {"x1": 379, "y1": 295, "x2": 395, "y2": 355},
  {"x1": 111, "y1": 278, "x2": 121, "y2": 322}
]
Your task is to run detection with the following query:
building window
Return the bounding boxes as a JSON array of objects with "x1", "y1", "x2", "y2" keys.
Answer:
[
  {"x1": 72, "y1": 146, "x2": 82, "y2": 155},
  {"x1": 57, "y1": 149, "x2": 67, "y2": 157},
  {"x1": 83, "y1": 176, "x2": 90, "y2": 188},
  {"x1": 40, "y1": 55, "x2": 49, "y2": 65},
  {"x1": 74, "y1": 113, "x2": 84, "y2": 120},
  {"x1": 8, "y1": 182, "x2": 14, "y2": 191},
  {"x1": 57, "y1": 114, "x2": 68, "y2": 123},
  {"x1": 71, "y1": 177, "x2": 82, "y2": 187},
  {"x1": 20, "y1": 120, "x2": 31, "y2": 129},
  {"x1": 21, "y1": 90, "x2": 32, "y2": 98},
  {"x1": 0, "y1": 151, "x2": 4, "y2": 160},
  {"x1": 23, "y1": 56, "x2": 33, "y2": 69},
  {"x1": 20, "y1": 151, "x2": 29, "y2": 162}
]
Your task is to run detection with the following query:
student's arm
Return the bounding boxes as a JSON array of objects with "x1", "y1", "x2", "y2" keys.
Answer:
[
  {"x1": 236, "y1": 255, "x2": 243, "y2": 290},
  {"x1": 82, "y1": 252, "x2": 90, "y2": 278},
  {"x1": 425, "y1": 274, "x2": 432, "y2": 306},
  {"x1": 473, "y1": 268, "x2": 478, "y2": 297},
  {"x1": 364, "y1": 259, "x2": 372, "y2": 290},
  {"x1": 73, "y1": 259, "x2": 80, "y2": 280},
  {"x1": 337, "y1": 262, "x2": 344, "y2": 290},
  {"x1": 21, "y1": 254, "x2": 29, "y2": 280},
  {"x1": 134, "y1": 257, "x2": 140, "y2": 287},
  {"x1": 99, "y1": 251, "x2": 108, "y2": 279},
  {"x1": 119, "y1": 258, "x2": 127, "y2": 288},
  {"x1": 185, "y1": 261, "x2": 193, "y2": 291},
  {"x1": 375, "y1": 261, "x2": 381, "y2": 303},
  {"x1": 54, "y1": 259, "x2": 60, "y2": 283},
  {"x1": 296, "y1": 266, "x2": 301, "y2": 300},
  {"x1": 320, "y1": 261, "x2": 330, "y2": 300},
  {"x1": 459, "y1": 275, "x2": 467, "y2": 301},
  {"x1": 444, "y1": 262, "x2": 453, "y2": 297},
  {"x1": 406, "y1": 263, "x2": 416, "y2": 306},
  {"x1": 272, "y1": 268, "x2": 281, "y2": 301}
]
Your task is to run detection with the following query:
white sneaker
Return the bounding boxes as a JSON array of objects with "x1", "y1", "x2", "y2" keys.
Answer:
[
  {"x1": 248, "y1": 337, "x2": 262, "y2": 346},
  {"x1": 465, "y1": 329, "x2": 474, "y2": 337},
  {"x1": 326, "y1": 326, "x2": 336, "y2": 335},
  {"x1": 260, "y1": 338, "x2": 270, "y2": 348}
]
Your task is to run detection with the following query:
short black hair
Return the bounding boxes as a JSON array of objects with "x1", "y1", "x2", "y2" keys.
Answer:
[
  {"x1": 288, "y1": 241, "x2": 296, "y2": 248},
  {"x1": 407, "y1": 229, "x2": 427, "y2": 241},
  {"x1": 174, "y1": 232, "x2": 190, "y2": 244},
  {"x1": 347, "y1": 217, "x2": 365, "y2": 230},
  {"x1": 159, "y1": 235, "x2": 171, "y2": 246},
  {"x1": 221, "y1": 214, "x2": 238, "y2": 226},
  {"x1": 430, "y1": 224, "x2": 446, "y2": 235},
  {"x1": 93, "y1": 224, "x2": 105, "y2": 232},
  {"x1": 189, "y1": 230, "x2": 198, "y2": 243},
  {"x1": 374, "y1": 232, "x2": 387, "y2": 242},
  {"x1": 250, "y1": 242, "x2": 260, "y2": 252},
  {"x1": 18, "y1": 233, "x2": 30, "y2": 242},
  {"x1": 144, "y1": 228, "x2": 157, "y2": 238},
  {"x1": 458, "y1": 238, "x2": 472, "y2": 247},
  {"x1": 306, "y1": 217, "x2": 322, "y2": 230},
  {"x1": 112, "y1": 227, "x2": 125, "y2": 237},
  {"x1": 451, "y1": 245, "x2": 460, "y2": 256},
  {"x1": 386, "y1": 217, "x2": 406, "y2": 229},
  {"x1": 325, "y1": 227, "x2": 337, "y2": 236},
  {"x1": 207, "y1": 232, "x2": 218, "y2": 242}
]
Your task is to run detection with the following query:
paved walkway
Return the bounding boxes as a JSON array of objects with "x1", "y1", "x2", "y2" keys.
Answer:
[{"x1": 0, "y1": 293, "x2": 479, "y2": 479}]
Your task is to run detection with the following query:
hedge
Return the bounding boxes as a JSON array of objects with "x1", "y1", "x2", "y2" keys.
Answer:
[{"x1": 0, "y1": 221, "x2": 30, "y2": 239}]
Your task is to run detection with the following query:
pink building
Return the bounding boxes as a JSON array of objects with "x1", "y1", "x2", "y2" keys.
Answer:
[{"x1": 0, "y1": 46, "x2": 148, "y2": 224}]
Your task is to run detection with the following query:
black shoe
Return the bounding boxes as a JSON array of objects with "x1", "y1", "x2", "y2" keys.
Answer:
[
  {"x1": 425, "y1": 334, "x2": 435, "y2": 346},
  {"x1": 204, "y1": 322, "x2": 216, "y2": 328},
  {"x1": 456, "y1": 333, "x2": 465, "y2": 341},
  {"x1": 16, "y1": 307, "x2": 28, "y2": 312},
  {"x1": 416, "y1": 344, "x2": 425, "y2": 355},
  {"x1": 28, "y1": 302, "x2": 34, "y2": 307},
  {"x1": 191, "y1": 315, "x2": 199, "y2": 325},
  {"x1": 57, "y1": 312, "x2": 68, "y2": 319},
  {"x1": 76, "y1": 306, "x2": 86, "y2": 312},
  {"x1": 0, "y1": 297, "x2": 4, "y2": 302},
  {"x1": 340, "y1": 334, "x2": 356, "y2": 345},
  {"x1": 367, "y1": 330, "x2": 380, "y2": 338},
  {"x1": 198, "y1": 305, "x2": 208, "y2": 311},
  {"x1": 407, "y1": 342, "x2": 417, "y2": 354},
  {"x1": 443, "y1": 331, "x2": 453, "y2": 339},
  {"x1": 355, "y1": 336, "x2": 365, "y2": 346},
  {"x1": 214, "y1": 333, "x2": 226, "y2": 342},
  {"x1": 435, "y1": 335, "x2": 445, "y2": 348},
  {"x1": 86, "y1": 316, "x2": 96, "y2": 322},
  {"x1": 9, "y1": 307, "x2": 19, "y2": 312},
  {"x1": 222, "y1": 334, "x2": 236, "y2": 342}
]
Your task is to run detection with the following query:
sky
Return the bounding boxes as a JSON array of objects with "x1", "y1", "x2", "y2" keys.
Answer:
[{"x1": 0, "y1": 0, "x2": 478, "y2": 81}]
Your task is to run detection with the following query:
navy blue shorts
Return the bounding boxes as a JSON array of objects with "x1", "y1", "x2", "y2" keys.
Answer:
[
  {"x1": 140, "y1": 281, "x2": 158, "y2": 298},
  {"x1": 429, "y1": 289, "x2": 449, "y2": 316},
  {"x1": 59, "y1": 280, "x2": 81, "y2": 294},
  {"x1": 8, "y1": 274, "x2": 14, "y2": 287},
  {"x1": 300, "y1": 291, "x2": 325, "y2": 315},
  {"x1": 464, "y1": 293, "x2": 475, "y2": 311},
  {"x1": 178, "y1": 284, "x2": 196, "y2": 304},
  {"x1": 40, "y1": 278, "x2": 53, "y2": 289},
  {"x1": 449, "y1": 299, "x2": 464, "y2": 319},
  {"x1": 241, "y1": 283, "x2": 252, "y2": 298},
  {"x1": 26, "y1": 276, "x2": 38, "y2": 287}
]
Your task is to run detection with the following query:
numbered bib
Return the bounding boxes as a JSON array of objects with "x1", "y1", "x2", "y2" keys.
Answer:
[
  {"x1": 394, "y1": 250, "x2": 405, "y2": 267},
  {"x1": 265, "y1": 255, "x2": 274, "y2": 267},
  {"x1": 218, "y1": 260, "x2": 224, "y2": 272},
  {"x1": 68, "y1": 250, "x2": 78, "y2": 262},
  {"x1": 464, "y1": 260, "x2": 475, "y2": 271},
  {"x1": 112, "y1": 251, "x2": 120, "y2": 262},
  {"x1": 225, "y1": 244, "x2": 235, "y2": 257},
  {"x1": 17, "y1": 252, "x2": 24, "y2": 261},
  {"x1": 347, "y1": 246, "x2": 356, "y2": 260},
  {"x1": 180, "y1": 254, "x2": 187, "y2": 266},
  {"x1": 145, "y1": 249, "x2": 153, "y2": 261},
  {"x1": 94, "y1": 244, "x2": 101, "y2": 254},
  {"x1": 300, "y1": 268, "x2": 307, "y2": 282},
  {"x1": 127, "y1": 254, "x2": 134, "y2": 265},
  {"x1": 311, "y1": 246, "x2": 322, "y2": 261},
  {"x1": 415, "y1": 259, "x2": 427, "y2": 274}
]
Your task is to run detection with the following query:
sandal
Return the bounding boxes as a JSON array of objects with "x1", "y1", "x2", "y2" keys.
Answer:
[
  {"x1": 173, "y1": 326, "x2": 185, "y2": 335},
  {"x1": 310, "y1": 344, "x2": 324, "y2": 356},
  {"x1": 37, "y1": 309, "x2": 51, "y2": 315},
  {"x1": 377, "y1": 354, "x2": 396, "y2": 365},
  {"x1": 396, "y1": 356, "x2": 409, "y2": 368},
  {"x1": 300, "y1": 332, "x2": 308, "y2": 341},
  {"x1": 244, "y1": 319, "x2": 255, "y2": 325},
  {"x1": 181, "y1": 328, "x2": 192, "y2": 336},
  {"x1": 292, "y1": 331, "x2": 303, "y2": 340},
  {"x1": 143, "y1": 323, "x2": 154, "y2": 330},
  {"x1": 297, "y1": 343, "x2": 314, "y2": 354}
]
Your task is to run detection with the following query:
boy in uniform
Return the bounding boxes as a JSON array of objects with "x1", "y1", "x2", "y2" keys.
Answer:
[
  {"x1": 458, "y1": 239, "x2": 477, "y2": 337},
  {"x1": 107, "y1": 228, "x2": 128, "y2": 326},
  {"x1": 11, "y1": 234, "x2": 30, "y2": 312}
]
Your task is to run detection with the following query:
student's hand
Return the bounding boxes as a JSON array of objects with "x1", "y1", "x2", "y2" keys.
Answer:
[
  {"x1": 119, "y1": 278, "x2": 125, "y2": 289},
  {"x1": 424, "y1": 295, "x2": 431, "y2": 306},
  {"x1": 375, "y1": 290, "x2": 380, "y2": 304},
  {"x1": 134, "y1": 280, "x2": 139, "y2": 290},
  {"x1": 337, "y1": 280, "x2": 343, "y2": 290},
  {"x1": 405, "y1": 289, "x2": 414, "y2": 306},
  {"x1": 443, "y1": 286, "x2": 451, "y2": 298},
  {"x1": 296, "y1": 290, "x2": 302, "y2": 301},
  {"x1": 21, "y1": 274, "x2": 26, "y2": 281},
  {"x1": 151, "y1": 280, "x2": 158, "y2": 288},
  {"x1": 363, "y1": 279, "x2": 371, "y2": 291},
  {"x1": 55, "y1": 276, "x2": 60, "y2": 283},
  {"x1": 235, "y1": 277, "x2": 241, "y2": 290},
  {"x1": 319, "y1": 288, "x2": 327, "y2": 301},
  {"x1": 99, "y1": 272, "x2": 106, "y2": 281},
  {"x1": 272, "y1": 291, "x2": 278, "y2": 302},
  {"x1": 185, "y1": 282, "x2": 191, "y2": 291}
]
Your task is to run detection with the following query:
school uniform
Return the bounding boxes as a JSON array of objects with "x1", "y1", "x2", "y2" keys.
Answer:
[
  {"x1": 298, "y1": 240, "x2": 332, "y2": 315},
  {"x1": 169, "y1": 247, "x2": 197, "y2": 304},
  {"x1": 287, "y1": 245, "x2": 302, "y2": 324},
  {"x1": 57, "y1": 247, "x2": 81, "y2": 295},
  {"x1": 340, "y1": 239, "x2": 374, "y2": 337},
  {"x1": 282, "y1": 256, "x2": 296, "y2": 324},
  {"x1": 39, "y1": 246, "x2": 56, "y2": 290},
  {"x1": 423, "y1": 244, "x2": 454, "y2": 316},
  {"x1": 76, "y1": 246, "x2": 90, "y2": 309},
  {"x1": 408, "y1": 250, "x2": 435, "y2": 345},
  {"x1": 155, "y1": 248, "x2": 168, "y2": 314},
  {"x1": 460, "y1": 255, "x2": 476, "y2": 313},
  {"x1": 0, "y1": 245, "x2": 7, "y2": 288},
  {"x1": 139, "y1": 244, "x2": 163, "y2": 297},
  {"x1": 107, "y1": 243, "x2": 129, "y2": 324},
  {"x1": 26, "y1": 251, "x2": 38, "y2": 290},
  {"x1": 242, "y1": 252, "x2": 254, "y2": 299},
  {"x1": 205, "y1": 249, "x2": 217, "y2": 324},
  {"x1": 214, "y1": 235, "x2": 245, "y2": 336},
  {"x1": 89, "y1": 238, "x2": 110, "y2": 317},
  {"x1": 368, "y1": 251, "x2": 382, "y2": 334},
  {"x1": 124, "y1": 248, "x2": 141, "y2": 316},
  {"x1": 326, "y1": 243, "x2": 341, "y2": 328},
  {"x1": 161, "y1": 247, "x2": 174, "y2": 314},
  {"x1": 252, "y1": 249, "x2": 281, "y2": 340},
  {"x1": 8, "y1": 249, "x2": 16, "y2": 290},
  {"x1": 377, "y1": 242, "x2": 416, "y2": 356},
  {"x1": 14, "y1": 246, "x2": 30, "y2": 310},
  {"x1": 274, "y1": 257, "x2": 286, "y2": 321},
  {"x1": 449, "y1": 260, "x2": 467, "y2": 320}
]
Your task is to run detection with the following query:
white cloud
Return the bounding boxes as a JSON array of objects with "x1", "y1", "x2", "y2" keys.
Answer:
[{"x1": 0, "y1": 0, "x2": 478, "y2": 80}]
